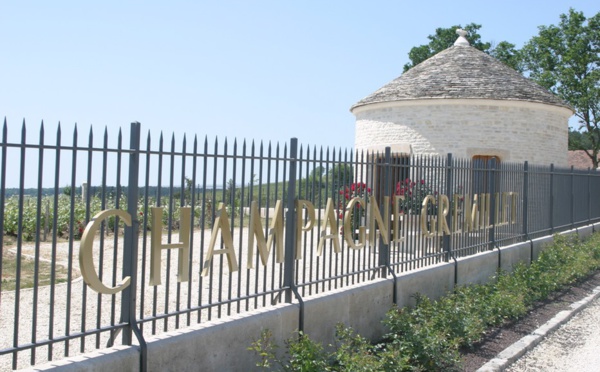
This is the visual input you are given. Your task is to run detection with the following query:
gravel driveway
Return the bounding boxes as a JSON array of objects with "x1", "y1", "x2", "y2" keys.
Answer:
[{"x1": 507, "y1": 297, "x2": 600, "y2": 372}]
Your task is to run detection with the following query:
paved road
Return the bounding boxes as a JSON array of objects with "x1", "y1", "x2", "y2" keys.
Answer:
[{"x1": 507, "y1": 296, "x2": 600, "y2": 372}]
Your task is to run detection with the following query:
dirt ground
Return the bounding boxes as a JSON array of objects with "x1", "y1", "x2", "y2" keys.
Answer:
[{"x1": 460, "y1": 271, "x2": 600, "y2": 371}]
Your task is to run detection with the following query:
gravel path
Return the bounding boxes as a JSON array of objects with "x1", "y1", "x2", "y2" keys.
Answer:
[{"x1": 507, "y1": 296, "x2": 600, "y2": 372}]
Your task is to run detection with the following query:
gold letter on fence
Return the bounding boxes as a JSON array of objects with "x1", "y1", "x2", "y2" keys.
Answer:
[
  {"x1": 247, "y1": 200, "x2": 284, "y2": 268},
  {"x1": 392, "y1": 195, "x2": 406, "y2": 243},
  {"x1": 343, "y1": 197, "x2": 366, "y2": 249},
  {"x1": 295, "y1": 200, "x2": 316, "y2": 260},
  {"x1": 201, "y1": 203, "x2": 239, "y2": 276},
  {"x1": 437, "y1": 194, "x2": 451, "y2": 236},
  {"x1": 317, "y1": 198, "x2": 340, "y2": 255},
  {"x1": 369, "y1": 195, "x2": 389, "y2": 245},
  {"x1": 421, "y1": 195, "x2": 436, "y2": 237},
  {"x1": 149, "y1": 207, "x2": 192, "y2": 286},
  {"x1": 79, "y1": 209, "x2": 132, "y2": 294}
]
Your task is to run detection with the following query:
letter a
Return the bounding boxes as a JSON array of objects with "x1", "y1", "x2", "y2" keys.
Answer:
[{"x1": 201, "y1": 203, "x2": 239, "y2": 276}]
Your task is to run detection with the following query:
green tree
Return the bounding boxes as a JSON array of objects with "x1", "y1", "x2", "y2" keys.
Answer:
[
  {"x1": 403, "y1": 23, "x2": 520, "y2": 72},
  {"x1": 488, "y1": 40, "x2": 522, "y2": 72},
  {"x1": 301, "y1": 166, "x2": 326, "y2": 207},
  {"x1": 569, "y1": 127, "x2": 593, "y2": 150},
  {"x1": 521, "y1": 9, "x2": 600, "y2": 168},
  {"x1": 62, "y1": 185, "x2": 72, "y2": 196},
  {"x1": 329, "y1": 164, "x2": 354, "y2": 192}
]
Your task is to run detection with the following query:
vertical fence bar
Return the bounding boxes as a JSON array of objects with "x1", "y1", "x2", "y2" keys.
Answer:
[
  {"x1": 121, "y1": 122, "x2": 141, "y2": 344},
  {"x1": 571, "y1": 166, "x2": 575, "y2": 229},
  {"x1": 177, "y1": 135, "x2": 187, "y2": 325},
  {"x1": 12, "y1": 122, "x2": 26, "y2": 369},
  {"x1": 187, "y1": 135, "x2": 198, "y2": 325},
  {"x1": 79, "y1": 127, "x2": 93, "y2": 353},
  {"x1": 96, "y1": 128, "x2": 109, "y2": 347},
  {"x1": 31, "y1": 123, "x2": 45, "y2": 364},
  {"x1": 109, "y1": 130, "x2": 123, "y2": 345},
  {"x1": 283, "y1": 138, "x2": 298, "y2": 303},
  {"x1": 443, "y1": 153, "x2": 452, "y2": 262},
  {"x1": 522, "y1": 161, "x2": 529, "y2": 241},
  {"x1": 0, "y1": 120, "x2": 6, "y2": 304},
  {"x1": 48, "y1": 124, "x2": 62, "y2": 360},
  {"x1": 549, "y1": 164, "x2": 554, "y2": 234},
  {"x1": 65, "y1": 125, "x2": 80, "y2": 355},
  {"x1": 488, "y1": 157, "x2": 496, "y2": 251},
  {"x1": 589, "y1": 168, "x2": 592, "y2": 225}
]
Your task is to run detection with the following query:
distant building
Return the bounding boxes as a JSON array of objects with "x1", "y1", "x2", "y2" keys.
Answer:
[
  {"x1": 350, "y1": 30, "x2": 573, "y2": 168},
  {"x1": 568, "y1": 150, "x2": 600, "y2": 170}
]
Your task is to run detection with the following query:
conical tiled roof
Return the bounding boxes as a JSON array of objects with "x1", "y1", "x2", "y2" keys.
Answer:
[{"x1": 351, "y1": 38, "x2": 572, "y2": 111}]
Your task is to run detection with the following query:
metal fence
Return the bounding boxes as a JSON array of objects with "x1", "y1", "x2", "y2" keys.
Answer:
[{"x1": 1, "y1": 120, "x2": 600, "y2": 370}]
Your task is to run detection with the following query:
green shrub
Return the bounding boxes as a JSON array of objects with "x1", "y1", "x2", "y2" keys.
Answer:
[{"x1": 251, "y1": 232, "x2": 600, "y2": 371}]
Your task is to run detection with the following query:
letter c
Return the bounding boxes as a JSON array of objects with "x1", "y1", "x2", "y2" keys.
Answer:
[{"x1": 79, "y1": 209, "x2": 132, "y2": 294}]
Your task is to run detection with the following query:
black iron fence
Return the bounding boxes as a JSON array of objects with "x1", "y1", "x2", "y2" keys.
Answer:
[{"x1": 1, "y1": 119, "x2": 600, "y2": 370}]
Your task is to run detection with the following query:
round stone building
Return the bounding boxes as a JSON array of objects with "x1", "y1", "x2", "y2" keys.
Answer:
[{"x1": 350, "y1": 30, "x2": 573, "y2": 167}]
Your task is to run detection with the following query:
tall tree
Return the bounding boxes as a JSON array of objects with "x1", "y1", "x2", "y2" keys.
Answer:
[
  {"x1": 569, "y1": 127, "x2": 593, "y2": 150},
  {"x1": 403, "y1": 23, "x2": 520, "y2": 72},
  {"x1": 521, "y1": 9, "x2": 600, "y2": 168}
]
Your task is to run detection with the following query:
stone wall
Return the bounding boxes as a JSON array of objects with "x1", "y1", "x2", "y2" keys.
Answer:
[{"x1": 353, "y1": 99, "x2": 571, "y2": 167}]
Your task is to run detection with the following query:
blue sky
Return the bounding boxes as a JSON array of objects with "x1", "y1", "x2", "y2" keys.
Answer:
[{"x1": 0, "y1": 1, "x2": 598, "y2": 187}]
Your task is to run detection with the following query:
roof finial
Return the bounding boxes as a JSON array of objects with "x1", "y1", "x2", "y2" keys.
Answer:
[{"x1": 454, "y1": 28, "x2": 470, "y2": 46}]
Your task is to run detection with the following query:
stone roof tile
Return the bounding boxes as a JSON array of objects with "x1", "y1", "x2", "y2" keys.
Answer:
[{"x1": 351, "y1": 45, "x2": 572, "y2": 111}]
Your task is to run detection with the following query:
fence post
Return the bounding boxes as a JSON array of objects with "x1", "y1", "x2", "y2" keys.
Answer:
[
  {"x1": 378, "y1": 147, "x2": 391, "y2": 277},
  {"x1": 283, "y1": 138, "x2": 298, "y2": 303},
  {"x1": 549, "y1": 164, "x2": 554, "y2": 234},
  {"x1": 121, "y1": 122, "x2": 141, "y2": 344},
  {"x1": 443, "y1": 153, "x2": 452, "y2": 262}
]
